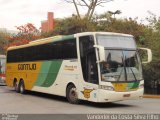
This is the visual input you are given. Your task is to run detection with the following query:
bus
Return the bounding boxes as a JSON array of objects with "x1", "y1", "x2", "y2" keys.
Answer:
[
  {"x1": 0, "y1": 55, "x2": 6, "y2": 85},
  {"x1": 6, "y1": 32, "x2": 152, "y2": 104}
]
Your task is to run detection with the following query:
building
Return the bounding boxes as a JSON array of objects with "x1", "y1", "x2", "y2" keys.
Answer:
[{"x1": 41, "y1": 12, "x2": 54, "y2": 33}]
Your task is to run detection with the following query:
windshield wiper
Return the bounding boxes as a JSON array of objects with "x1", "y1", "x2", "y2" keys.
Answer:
[
  {"x1": 129, "y1": 67, "x2": 137, "y2": 81},
  {"x1": 117, "y1": 67, "x2": 123, "y2": 81},
  {"x1": 117, "y1": 56, "x2": 125, "y2": 81},
  {"x1": 125, "y1": 55, "x2": 137, "y2": 81},
  {"x1": 122, "y1": 56, "x2": 128, "y2": 81}
]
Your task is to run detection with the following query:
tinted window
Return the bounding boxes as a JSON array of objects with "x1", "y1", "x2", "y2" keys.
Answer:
[
  {"x1": 62, "y1": 40, "x2": 77, "y2": 59},
  {"x1": 7, "y1": 39, "x2": 77, "y2": 63},
  {"x1": 79, "y1": 35, "x2": 99, "y2": 84}
]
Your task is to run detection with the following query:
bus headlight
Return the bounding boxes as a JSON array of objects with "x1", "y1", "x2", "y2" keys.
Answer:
[
  {"x1": 139, "y1": 84, "x2": 144, "y2": 89},
  {"x1": 99, "y1": 85, "x2": 114, "y2": 91}
]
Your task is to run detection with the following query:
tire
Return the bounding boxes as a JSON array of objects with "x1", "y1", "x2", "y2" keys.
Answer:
[
  {"x1": 66, "y1": 84, "x2": 79, "y2": 104},
  {"x1": 19, "y1": 81, "x2": 26, "y2": 94},
  {"x1": 14, "y1": 80, "x2": 20, "y2": 93}
]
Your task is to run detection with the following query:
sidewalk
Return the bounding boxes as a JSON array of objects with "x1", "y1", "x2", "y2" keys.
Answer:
[{"x1": 143, "y1": 94, "x2": 160, "y2": 99}]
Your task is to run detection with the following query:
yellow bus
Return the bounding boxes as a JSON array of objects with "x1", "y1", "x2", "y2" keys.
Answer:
[{"x1": 6, "y1": 32, "x2": 152, "y2": 104}]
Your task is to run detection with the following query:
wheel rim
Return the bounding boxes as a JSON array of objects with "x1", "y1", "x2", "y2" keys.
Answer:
[
  {"x1": 69, "y1": 88, "x2": 78, "y2": 102},
  {"x1": 14, "y1": 82, "x2": 18, "y2": 91},
  {"x1": 20, "y1": 85, "x2": 24, "y2": 93}
]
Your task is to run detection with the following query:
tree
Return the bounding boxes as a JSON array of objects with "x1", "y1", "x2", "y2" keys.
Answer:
[
  {"x1": 141, "y1": 12, "x2": 160, "y2": 94},
  {"x1": 42, "y1": 16, "x2": 97, "y2": 36},
  {"x1": 0, "y1": 31, "x2": 10, "y2": 54},
  {"x1": 146, "y1": 11, "x2": 160, "y2": 31},
  {"x1": 0, "y1": 34, "x2": 5, "y2": 54},
  {"x1": 8, "y1": 23, "x2": 41, "y2": 47},
  {"x1": 15, "y1": 23, "x2": 40, "y2": 41},
  {"x1": 64, "y1": 0, "x2": 114, "y2": 20}
]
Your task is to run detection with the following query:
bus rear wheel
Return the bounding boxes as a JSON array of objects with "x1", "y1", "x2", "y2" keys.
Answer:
[
  {"x1": 19, "y1": 81, "x2": 26, "y2": 94},
  {"x1": 66, "y1": 84, "x2": 79, "y2": 104},
  {"x1": 14, "y1": 80, "x2": 19, "y2": 93}
]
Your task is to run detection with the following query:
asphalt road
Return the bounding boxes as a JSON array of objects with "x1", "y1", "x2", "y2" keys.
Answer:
[{"x1": 0, "y1": 85, "x2": 160, "y2": 114}]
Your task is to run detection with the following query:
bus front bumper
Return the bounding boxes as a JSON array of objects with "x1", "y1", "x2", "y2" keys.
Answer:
[{"x1": 97, "y1": 88, "x2": 144, "y2": 102}]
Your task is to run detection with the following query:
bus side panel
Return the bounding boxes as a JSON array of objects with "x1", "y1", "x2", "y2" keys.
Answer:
[
  {"x1": 31, "y1": 60, "x2": 79, "y2": 97},
  {"x1": 6, "y1": 62, "x2": 42, "y2": 90},
  {"x1": 52, "y1": 60, "x2": 79, "y2": 96},
  {"x1": 6, "y1": 63, "x2": 18, "y2": 87},
  {"x1": 6, "y1": 59, "x2": 99, "y2": 101}
]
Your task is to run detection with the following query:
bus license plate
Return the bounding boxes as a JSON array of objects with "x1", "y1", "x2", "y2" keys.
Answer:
[{"x1": 123, "y1": 94, "x2": 130, "y2": 97}]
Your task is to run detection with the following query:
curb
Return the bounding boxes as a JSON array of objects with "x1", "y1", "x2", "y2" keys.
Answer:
[{"x1": 143, "y1": 94, "x2": 160, "y2": 99}]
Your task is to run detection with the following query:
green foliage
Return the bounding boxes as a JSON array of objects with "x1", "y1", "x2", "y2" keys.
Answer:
[
  {"x1": 146, "y1": 11, "x2": 160, "y2": 31},
  {"x1": 0, "y1": 31, "x2": 10, "y2": 54},
  {"x1": 96, "y1": 17, "x2": 145, "y2": 43},
  {"x1": 134, "y1": 12, "x2": 160, "y2": 94},
  {"x1": 41, "y1": 16, "x2": 97, "y2": 37}
]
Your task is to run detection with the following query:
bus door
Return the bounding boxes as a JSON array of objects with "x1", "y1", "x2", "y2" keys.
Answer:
[{"x1": 79, "y1": 35, "x2": 99, "y2": 100}]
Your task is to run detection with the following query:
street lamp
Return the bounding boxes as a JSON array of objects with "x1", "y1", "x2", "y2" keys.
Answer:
[{"x1": 108, "y1": 10, "x2": 122, "y2": 18}]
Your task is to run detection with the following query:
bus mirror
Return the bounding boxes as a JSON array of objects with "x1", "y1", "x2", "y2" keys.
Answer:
[
  {"x1": 138, "y1": 48, "x2": 152, "y2": 64},
  {"x1": 94, "y1": 45, "x2": 105, "y2": 62}
]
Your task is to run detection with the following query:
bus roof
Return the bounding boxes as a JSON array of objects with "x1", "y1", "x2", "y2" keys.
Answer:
[
  {"x1": 75, "y1": 32, "x2": 133, "y2": 37},
  {"x1": 7, "y1": 32, "x2": 133, "y2": 51},
  {"x1": 7, "y1": 35, "x2": 74, "y2": 51}
]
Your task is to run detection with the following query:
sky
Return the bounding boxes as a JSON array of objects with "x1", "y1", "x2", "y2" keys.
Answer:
[{"x1": 0, "y1": 0, "x2": 160, "y2": 31}]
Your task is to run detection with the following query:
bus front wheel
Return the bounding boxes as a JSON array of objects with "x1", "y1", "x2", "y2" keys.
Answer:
[{"x1": 66, "y1": 84, "x2": 79, "y2": 104}]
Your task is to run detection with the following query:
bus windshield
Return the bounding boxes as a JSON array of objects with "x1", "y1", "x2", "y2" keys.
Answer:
[
  {"x1": 100, "y1": 50, "x2": 143, "y2": 82},
  {"x1": 96, "y1": 35, "x2": 143, "y2": 82}
]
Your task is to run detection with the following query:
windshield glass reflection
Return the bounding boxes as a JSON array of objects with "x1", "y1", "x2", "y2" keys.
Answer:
[{"x1": 100, "y1": 50, "x2": 143, "y2": 82}]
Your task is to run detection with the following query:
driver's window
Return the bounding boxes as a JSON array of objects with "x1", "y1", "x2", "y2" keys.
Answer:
[
  {"x1": 101, "y1": 62, "x2": 111, "y2": 74},
  {"x1": 101, "y1": 50, "x2": 120, "y2": 74}
]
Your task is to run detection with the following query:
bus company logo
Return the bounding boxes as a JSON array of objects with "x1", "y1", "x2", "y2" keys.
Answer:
[
  {"x1": 18, "y1": 64, "x2": 36, "y2": 70},
  {"x1": 64, "y1": 65, "x2": 77, "y2": 71},
  {"x1": 81, "y1": 88, "x2": 94, "y2": 98}
]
